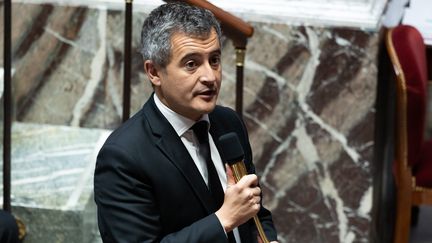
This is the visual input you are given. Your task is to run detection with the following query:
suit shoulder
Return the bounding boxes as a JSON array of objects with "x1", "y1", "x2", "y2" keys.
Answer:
[{"x1": 103, "y1": 108, "x2": 149, "y2": 147}]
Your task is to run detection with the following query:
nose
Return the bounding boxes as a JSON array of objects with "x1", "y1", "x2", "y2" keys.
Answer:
[{"x1": 199, "y1": 62, "x2": 217, "y2": 84}]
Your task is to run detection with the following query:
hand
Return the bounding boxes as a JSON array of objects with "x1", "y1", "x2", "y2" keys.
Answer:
[{"x1": 215, "y1": 165, "x2": 261, "y2": 232}]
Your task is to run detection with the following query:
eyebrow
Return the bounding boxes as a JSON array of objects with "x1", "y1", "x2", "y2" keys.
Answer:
[{"x1": 179, "y1": 49, "x2": 221, "y2": 64}]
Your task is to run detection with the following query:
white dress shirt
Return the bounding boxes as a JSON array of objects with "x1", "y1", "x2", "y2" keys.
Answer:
[{"x1": 154, "y1": 94, "x2": 241, "y2": 242}]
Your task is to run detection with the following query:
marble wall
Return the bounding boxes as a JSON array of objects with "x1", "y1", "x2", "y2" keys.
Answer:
[{"x1": 0, "y1": 2, "x2": 379, "y2": 243}]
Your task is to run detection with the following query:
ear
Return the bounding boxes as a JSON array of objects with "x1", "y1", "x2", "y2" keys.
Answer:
[{"x1": 144, "y1": 60, "x2": 162, "y2": 87}]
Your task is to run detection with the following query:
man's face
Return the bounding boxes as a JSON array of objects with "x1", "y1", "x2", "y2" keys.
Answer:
[{"x1": 148, "y1": 29, "x2": 222, "y2": 121}]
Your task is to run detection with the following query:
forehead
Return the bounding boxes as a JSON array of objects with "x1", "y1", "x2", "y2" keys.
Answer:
[{"x1": 169, "y1": 29, "x2": 220, "y2": 57}]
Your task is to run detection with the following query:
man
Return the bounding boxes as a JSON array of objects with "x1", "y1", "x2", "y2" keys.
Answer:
[{"x1": 94, "y1": 3, "x2": 278, "y2": 242}]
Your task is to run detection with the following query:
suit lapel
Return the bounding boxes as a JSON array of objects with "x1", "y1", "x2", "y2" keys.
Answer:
[{"x1": 143, "y1": 96, "x2": 217, "y2": 213}]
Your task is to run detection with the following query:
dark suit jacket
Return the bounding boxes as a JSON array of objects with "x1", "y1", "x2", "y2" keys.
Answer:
[{"x1": 94, "y1": 95, "x2": 277, "y2": 243}]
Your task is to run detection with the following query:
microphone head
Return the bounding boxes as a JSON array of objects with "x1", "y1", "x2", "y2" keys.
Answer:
[{"x1": 218, "y1": 132, "x2": 244, "y2": 165}]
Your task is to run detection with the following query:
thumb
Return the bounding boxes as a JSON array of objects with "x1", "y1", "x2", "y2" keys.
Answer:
[{"x1": 225, "y1": 164, "x2": 236, "y2": 186}]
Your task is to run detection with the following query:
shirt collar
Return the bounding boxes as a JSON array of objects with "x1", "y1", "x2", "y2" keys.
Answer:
[{"x1": 153, "y1": 94, "x2": 210, "y2": 136}]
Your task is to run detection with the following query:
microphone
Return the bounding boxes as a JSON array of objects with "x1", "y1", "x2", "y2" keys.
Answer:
[{"x1": 218, "y1": 132, "x2": 270, "y2": 243}]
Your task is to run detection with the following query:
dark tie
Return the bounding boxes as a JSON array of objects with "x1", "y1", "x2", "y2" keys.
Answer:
[{"x1": 191, "y1": 121, "x2": 237, "y2": 243}]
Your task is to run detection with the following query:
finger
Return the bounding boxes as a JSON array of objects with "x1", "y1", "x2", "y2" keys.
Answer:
[
  {"x1": 249, "y1": 197, "x2": 257, "y2": 206},
  {"x1": 251, "y1": 195, "x2": 261, "y2": 205},
  {"x1": 253, "y1": 186, "x2": 261, "y2": 196},
  {"x1": 238, "y1": 174, "x2": 258, "y2": 187},
  {"x1": 225, "y1": 164, "x2": 236, "y2": 186},
  {"x1": 255, "y1": 196, "x2": 261, "y2": 205},
  {"x1": 247, "y1": 191, "x2": 254, "y2": 202}
]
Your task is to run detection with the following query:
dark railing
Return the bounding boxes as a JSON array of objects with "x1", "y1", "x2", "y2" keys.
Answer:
[
  {"x1": 3, "y1": 0, "x2": 12, "y2": 213},
  {"x1": 123, "y1": 0, "x2": 133, "y2": 122}
]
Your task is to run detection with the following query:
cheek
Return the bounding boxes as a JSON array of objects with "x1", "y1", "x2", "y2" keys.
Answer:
[
  {"x1": 216, "y1": 74, "x2": 222, "y2": 86},
  {"x1": 172, "y1": 78, "x2": 195, "y2": 96},
  {"x1": 216, "y1": 70, "x2": 222, "y2": 81}
]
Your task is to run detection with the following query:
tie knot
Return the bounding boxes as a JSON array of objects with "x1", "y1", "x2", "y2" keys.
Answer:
[{"x1": 191, "y1": 121, "x2": 209, "y2": 144}]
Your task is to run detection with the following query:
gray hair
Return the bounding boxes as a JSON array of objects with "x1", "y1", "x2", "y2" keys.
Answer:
[{"x1": 140, "y1": 2, "x2": 222, "y2": 68}]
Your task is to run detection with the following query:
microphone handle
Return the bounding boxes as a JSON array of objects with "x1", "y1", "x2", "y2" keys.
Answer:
[{"x1": 230, "y1": 162, "x2": 270, "y2": 243}]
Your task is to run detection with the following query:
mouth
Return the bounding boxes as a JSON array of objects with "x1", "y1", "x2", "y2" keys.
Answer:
[{"x1": 196, "y1": 89, "x2": 217, "y2": 99}]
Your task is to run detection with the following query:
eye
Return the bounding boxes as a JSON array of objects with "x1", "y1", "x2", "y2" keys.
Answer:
[
  {"x1": 209, "y1": 55, "x2": 221, "y2": 67},
  {"x1": 185, "y1": 60, "x2": 197, "y2": 71}
]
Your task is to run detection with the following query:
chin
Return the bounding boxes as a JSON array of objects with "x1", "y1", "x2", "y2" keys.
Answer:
[
  {"x1": 198, "y1": 103, "x2": 216, "y2": 115},
  {"x1": 202, "y1": 106, "x2": 216, "y2": 114}
]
